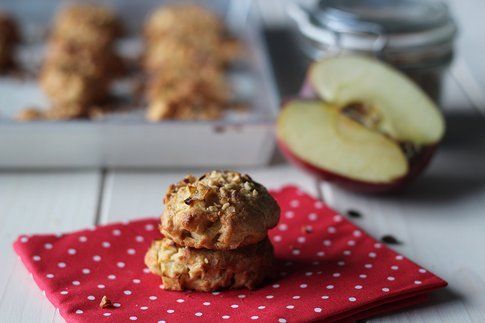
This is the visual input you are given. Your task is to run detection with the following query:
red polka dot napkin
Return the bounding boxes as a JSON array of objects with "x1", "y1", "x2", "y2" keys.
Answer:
[{"x1": 13, "y1": 186, "x2": 446, "y2": 322}]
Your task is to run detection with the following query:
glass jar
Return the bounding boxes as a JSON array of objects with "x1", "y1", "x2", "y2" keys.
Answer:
[{"x1": 288, "y1": 0, "x2": 457, "y2": 104}]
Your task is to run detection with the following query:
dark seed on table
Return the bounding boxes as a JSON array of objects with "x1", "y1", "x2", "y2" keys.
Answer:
[
  {"x1": 381, "y1": 235, "x2": 401, "y2": 245},
  {"x1": 346, "y1": 209, "x2": 362, "y2": 218}
]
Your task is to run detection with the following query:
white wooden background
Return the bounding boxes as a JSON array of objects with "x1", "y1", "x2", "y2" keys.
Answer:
[{"x1": 1, "y1": 0, "x2": 485, "y2": 322}]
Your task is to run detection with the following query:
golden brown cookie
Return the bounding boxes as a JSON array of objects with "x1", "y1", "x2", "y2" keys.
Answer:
[
  {"x1": 161, "y1": 171, "x2": 280, "y2": 250},
  {"x1": 145, "y1": 237, "x2": 274, "y2": 291}
]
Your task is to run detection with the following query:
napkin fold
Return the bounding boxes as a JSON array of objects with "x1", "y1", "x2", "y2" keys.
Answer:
[{"x1": 14, "y1": 186, "x2": 446, "y2": 322}]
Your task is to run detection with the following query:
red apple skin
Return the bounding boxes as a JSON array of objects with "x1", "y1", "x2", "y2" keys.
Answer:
[{"x1": 277, "y1": 136, "x2": 439, "y2": 194}]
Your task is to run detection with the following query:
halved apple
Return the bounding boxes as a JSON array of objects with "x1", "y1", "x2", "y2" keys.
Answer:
[{"x1": 277, "y1": 56, "x2": 445, "y2": 193}]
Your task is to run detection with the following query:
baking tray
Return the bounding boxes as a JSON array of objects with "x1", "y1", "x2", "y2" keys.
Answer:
[{"x1": 0, "y1": 0, "x2": 279, "y2": 168}]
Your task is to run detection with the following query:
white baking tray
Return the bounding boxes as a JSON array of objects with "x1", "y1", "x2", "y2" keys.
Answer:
[{"x1": 0, "y1": 0, "x2": 279, "y2": 168}]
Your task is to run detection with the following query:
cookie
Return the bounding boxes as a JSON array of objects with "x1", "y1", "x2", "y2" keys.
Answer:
[
  {"x1": 161, "y1": 170, "x2": 280, "y2": 250},
  {"x1": 145, "y1": 237, "x2": 274, "y2": 291}
]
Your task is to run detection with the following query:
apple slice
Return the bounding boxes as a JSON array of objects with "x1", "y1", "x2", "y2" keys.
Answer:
[{"x1": 277, "y1": 55, "x2": 445, "y2": 193}]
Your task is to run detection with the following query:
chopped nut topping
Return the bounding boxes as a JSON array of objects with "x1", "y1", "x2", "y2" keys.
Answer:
[{"x1": 99, "y1": 295, "x2": 112, "y2": 308}]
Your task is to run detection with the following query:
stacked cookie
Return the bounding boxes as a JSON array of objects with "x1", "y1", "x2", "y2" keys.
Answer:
[
  {"x1": 20, "y1": 4, "x2": 123, "y2": 120},
  {"x1": 145, "y1": 170, "x2": 280, "y2": 291},
  {"x1": 0, "y1": 11, "x2": 19, "y2": 72},
  {"x1": 142, "y1": 4, "x2": 240, "y2": 121}
]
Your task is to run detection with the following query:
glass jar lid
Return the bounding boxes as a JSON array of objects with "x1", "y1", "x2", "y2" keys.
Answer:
[{"x1": 289, "y1": 0, "x2": 457, "y2": 53}]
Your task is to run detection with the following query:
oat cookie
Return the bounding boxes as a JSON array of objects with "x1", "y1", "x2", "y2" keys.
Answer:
[
  {"x1": 161, "y1": 170, "x2": 280, "y2": 250},
  {"x1": 145, "y1": 237, "x2": 273, "y2": 291}
]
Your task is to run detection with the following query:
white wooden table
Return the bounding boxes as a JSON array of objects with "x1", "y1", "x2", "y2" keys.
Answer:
[{"x1": 1, "y1": 1, "x2": 485, "y2": 322}]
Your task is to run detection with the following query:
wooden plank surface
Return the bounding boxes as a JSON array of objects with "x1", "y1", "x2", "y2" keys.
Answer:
[{"x1": 0, "y1": 172, "x2": 101, "y2": 323}]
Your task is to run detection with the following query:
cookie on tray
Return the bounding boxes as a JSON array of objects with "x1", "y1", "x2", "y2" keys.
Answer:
[
  {"x1": 161, "y1": 170, "x2": 280, "y2": 250},
  {"x1": 145, "y1": 237, "x2": 274, "y2": 291}
]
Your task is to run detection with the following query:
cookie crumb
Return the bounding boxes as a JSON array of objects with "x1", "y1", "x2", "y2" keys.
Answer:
[
  {"x1": 381, "y1": 235, "x2": 401, "y2": 245},
  {"x1": 301, "y1": 225, "x2": 313, "y2": 234},
  {"x1": 99, "y1": 295, "x2": 112, "y2": 309}
]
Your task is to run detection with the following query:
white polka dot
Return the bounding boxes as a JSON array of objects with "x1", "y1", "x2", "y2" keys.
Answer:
[
  {"x1": 305, "y1": 272, "x2": 313, "y2": 276},
  {"x1": 60, "y1": 291, "x2": 68, "y2": 295},
  {"x1": 337, "y1": 261, "x2": 345, "y2": 266},
  {"x1": 58, "y1": 262, "x2": 66, "y2": 268},
  {"x1": 290, "y1": 199, "x2": 300, "y2": 207},
  {"x1": 327, "y1": 226, "x2": 336, "y2": 234},
  {"x1": 113, "y1": 303, "x2": 121, "y2": 308},
  {"x1": 33, "y1": 255, "x2": 41, "y2": 261},
  {"x1": 374, "y1": 243, "x2": 382, "y2": 248},
  {"x1": 286, "y1": 305, "x2": 294, "y2": 309},
  {"x1": 79, "y1": 236, "x2": 87, "y2": 242},
  {"x1": 387, "y1": 276, "x2": 395, "y2": 281},
  {"x1": 195, "y1": 312, "x2": 203, "y2": 317},
  {"x1": 326, "y1": 285, "x2": 334, "y2": 289},
  {"x1": 285, "y1": 211, "x2": 295, "y2": 219},
  {"x1": 297, "y1": 236, "x2": 306, "y2": 243},
  {"x1": 72, "y1": 281, "x2": 80, "y2": 286},
  {"x1": 75, "y1": 310, "x2": 83, "y2": 314},
  {"x1": 117, "y1": 262, "x2": 125, "y2": 268},
  {"x1": 143, "y1": 268, "x2": 150, "y2": 274},
  {"x1": 314, "y1": 307, "x2": 322, "y2": 313},
  {"x1": 133, "y1": 278, "x2": 141, "y2": 284},
  {"x1": 368, "y1": 252, "x2": 377, "y2": 258},
  {"x1": 359, "y1": 274, "x2": 367, "y2": 279},
  {"x1": 279, "y1": 224, "x2": 288, "y2": 231},
  {"x1": 321, "y1": 295, "x2": 329, "y2": 299},
  {"x1": 20, "y1": 236, "x2": 29, "y2": 243},
  {"x1": 238, "y1": 294, "x2": 246, "y2": 299},
  {"x1": 347, "y1": 240, "x2": 356, "y2": 246},
  {"x1": 278, "y1": 319, "x2": 287, "y2": 323},
  {"x1": 112, "y1": 229, "x2": 121, "y2": 236},
  {"x1": 343, "y1": 250, "x2": 351, "y2": 256},
  {"x1": 414, "y1": 280, "x2": 422, "y2": 285},
  {"x1": 258, "y1": 305, "x2": 266, "y2": 310},
  {"x1": 222, "y1": 315, "x2": 230, "y2": 320},
  {"x1": 135, "y1": 235, "x2": 144, "y2": 242},
  {"x1": 149, "y1": 296, "x2": 157, "y2": 300},
  {"x1": 317, "y1": 251, "x2": 325, "y2": 257},
  {"x1": 382, "y1": 287, "x2": 390, "y2": 292},
  {"x1": 68, "y1": 248, "x2": 77, "y2": 255},
  {"x1": 108, "y1": 274, "x2": 116, "y2": 280},
  {"x1": 300, "y1": 284, "x2": 307, "y2": 288},
  {"x1": 98, "y1": 284, "x2": 105, "y2": 289},
  {"x1": 308, "y1": 213, "x2": 318, "y2": 221},
  {"x1": 145, "y1": 224, "x2": 155, "y2": 231},
  {"x1": 93, "y1": 255, "x2": 101, "y2": 262},
  {"x1": 203, "y1": 302, "x2": 210, "y2": 306},
  {"x1": 323, "y1": 240, "x2": 332, "y2": 246},
  {"x1": 266, "y1": 295, "x2": 274, "y2": 299},
  {"x1": 292, "y1": 249, "x2": 300, "y2": 255},
  {"x1": 124, "y1": 290, "x2": 132, "y2": 295},
  {"x1": 364, "y1": 263, "x2": 372, "y2": 269},
  {"x1": 103, "y1": 313, "x2": 111, "y2": 317},
  {"x1": 273, "y1": 235, "x2": 282, "y2": 242},
  {"x1": 332, "y1": 272, "x2": 341, "y2": 278},
  {"x1": 176, "y1": 298, "x2": 185, "y2": 303},
  {"x1": 46, "y1": 274, "x2": 54, "y2": 279},
  {"x1": 391, "y1": 265, "x2": 399, "y2": 270},
  {"x1": 272, "y1": 284, "x2": 280, "y2": 288},
  {"x1": 292, "y1": 295, "x2": 300, "y2": 299},
  {"x1": 82, "y1": 268, "x2": 90, "y2": 274},
  {"x1": 349, "y1": 297, "x2": 357, "y2": 302},
  {"x1": 127, "y1": 248, "x2": 136, "y2": 255},
  {"x1": 231, "y1": 304, "x2": 239, "y2": 308},
  {"x1": 419, "y1": 268, "x2": 427, "y2": 273},
  {"x1": 44, "y1": 243, "x2": 53, "y2": 250},
  {"x1": 212, "y1": 291, "x2": 220, "y2": 295},
  {"x1": 395, "y1": 255, "x2": 404, "y2": 260},
  {"x1": 353, "y1": 230, "x2": 362, "y2": 237},
  {"x1": 167, "y1": 309, "x2": 174, "y2": 314},
  {"x1": 129, "y1": 316, "x2": 137, "y2": 321},
  {"x1": 87, "y1": 295, "x2": 95, "y2": 301},
  {"x1": 251, "y1": 316, "x2": 259, "y2": 320},
  {"x1": 102, "y1": 241, "x2": 111, "y2": 248},
  {"x1": 354, "y1": 285, "x2": 363, "y2": 289}
]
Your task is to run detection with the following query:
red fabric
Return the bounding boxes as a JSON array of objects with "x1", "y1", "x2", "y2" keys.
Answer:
[{"x1": 13, "y1": 186, "x2": 446, "y2": 322}]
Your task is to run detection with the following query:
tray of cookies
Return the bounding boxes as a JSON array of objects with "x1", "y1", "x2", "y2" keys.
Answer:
[{"x1": 0, "y1": 0, "x2": 278, "y2": 168}]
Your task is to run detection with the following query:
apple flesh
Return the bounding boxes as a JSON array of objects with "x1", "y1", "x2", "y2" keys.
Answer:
[{"x1": 278, "y1": 56, "x2": 445, "y2": 193}]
